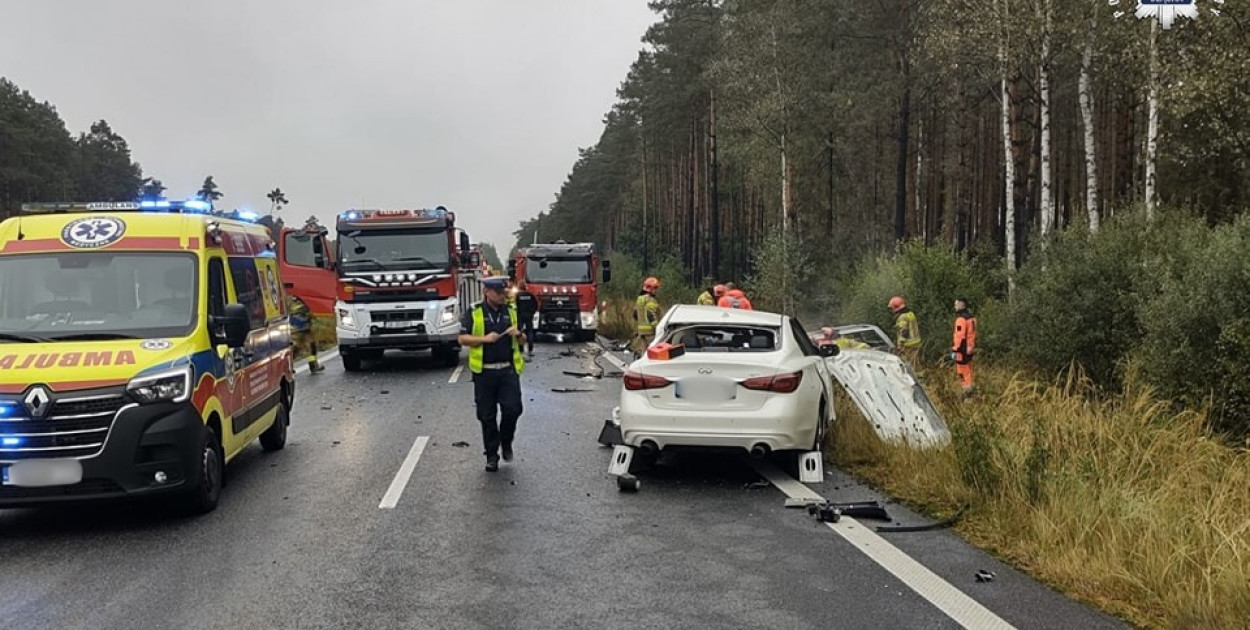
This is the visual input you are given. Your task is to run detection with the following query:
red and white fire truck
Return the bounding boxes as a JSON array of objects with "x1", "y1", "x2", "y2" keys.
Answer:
[
  {"x1": 333, "y1": 207, "x2": 482, "y2": 371},
  {"x1": 275, "y1": 219, "x2": 337, "y2": 317},
  {"x1": 509, "y1": 242, "x2": 610, "y2": 342}
]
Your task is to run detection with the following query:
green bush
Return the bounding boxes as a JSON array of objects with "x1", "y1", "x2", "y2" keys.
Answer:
[
  {"x1": 744, "y1": 232, "x2": 811, "y2": 315},
  {"x1": 1001, "y1": 214, "x2": 1164, "y2": 387},
  {"x1": 1135, "y1": 213, "x2": 1250, "y2": 436}
]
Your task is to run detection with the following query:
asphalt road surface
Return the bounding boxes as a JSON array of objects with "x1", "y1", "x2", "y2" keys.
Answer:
[{"x1": 0, "y1": 341, "x2": 1129, "y2": 630}]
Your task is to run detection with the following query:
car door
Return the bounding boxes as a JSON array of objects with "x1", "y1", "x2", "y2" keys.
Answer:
[{"x1": 790, "y1": 317, "x2": 834, "y2": 423}]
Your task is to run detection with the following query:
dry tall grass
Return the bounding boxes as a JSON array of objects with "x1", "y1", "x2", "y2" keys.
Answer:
[{"x1": 832, "y1": 365, "x2": 1250, "y2": 630}]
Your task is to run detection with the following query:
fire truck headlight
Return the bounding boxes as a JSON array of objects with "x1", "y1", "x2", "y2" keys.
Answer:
[
  {"x1": 580, "y1": 311, "x2": 597, "y2": 330},
  {"x1": 440, "y1": 305, "x2": 457, "y2": 326},
  {"x1": 338, "y1": 308, "x2": 356, "y2": 329}
]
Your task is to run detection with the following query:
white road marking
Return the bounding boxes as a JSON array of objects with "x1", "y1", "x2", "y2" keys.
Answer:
[
  {"x1": 379, "y1": 436, "x2": 430, "y2": 509},
  {"x1": 449, "y1": 364, "x2": 464, "y2": 383},
  {"x1": 752, "y1": 461, "x2": 1017, "y2": 630},
  {"x1": 295, "y1": 349, "x2": 340, "y2": 375}
]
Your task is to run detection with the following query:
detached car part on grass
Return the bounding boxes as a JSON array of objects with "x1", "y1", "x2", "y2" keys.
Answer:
[{"x1": 826, "y1": 346, "x2": 951, "y2": 448}]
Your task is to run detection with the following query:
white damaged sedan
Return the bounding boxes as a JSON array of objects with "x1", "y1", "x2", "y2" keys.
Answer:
[{"x1": 617, "y1": 305, "x2": 839, "y2": 464}]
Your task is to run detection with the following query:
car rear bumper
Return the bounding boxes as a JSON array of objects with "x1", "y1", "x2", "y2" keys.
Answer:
[{"x1": 618, "y1": 393, "x2": 816, "y2": 452}]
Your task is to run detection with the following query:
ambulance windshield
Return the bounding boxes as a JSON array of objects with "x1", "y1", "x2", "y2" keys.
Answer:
[{"x1": 0, "y1": 252, "x2": 197, "y2": 341}]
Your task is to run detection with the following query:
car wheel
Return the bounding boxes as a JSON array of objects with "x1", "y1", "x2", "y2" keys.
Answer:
[
  {"x1": 813, "y1": 398, "x2": 830, "y2": 451},
  {"x1": 179, "y1": 426, "x2": 223, "y2": 515},
  {"x1": 259, "y1": 401, "x2": 289, "y2": 452}
]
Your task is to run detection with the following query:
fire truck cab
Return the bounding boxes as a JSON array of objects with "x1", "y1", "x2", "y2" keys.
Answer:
[
  {"x1": 509, "y1": 242, "x2": 610, "y2": 342},
  {"x1": 333, "y1": 207, "x2": 481, "y2": 371}
]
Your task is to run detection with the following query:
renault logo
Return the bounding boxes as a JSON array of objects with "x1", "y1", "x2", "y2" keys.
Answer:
[{"x1": 24, "y1": 386, "x2": 51, "y2": 418}]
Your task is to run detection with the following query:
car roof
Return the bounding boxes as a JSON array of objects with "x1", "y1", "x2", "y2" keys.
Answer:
[{"x1": 663, "y1": 304, "x2": 786, "y2": 327}]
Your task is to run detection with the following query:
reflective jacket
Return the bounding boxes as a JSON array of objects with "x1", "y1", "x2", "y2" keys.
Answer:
[
  {"x1": 952, "y1": 309, "x2": 977, "y2": 364},
  {"x1": 634, "y1": 293, "x2": 660, "y2": 334},
  {"x1": 894, "y1": 309, "x2": 921, "y2": 348}
]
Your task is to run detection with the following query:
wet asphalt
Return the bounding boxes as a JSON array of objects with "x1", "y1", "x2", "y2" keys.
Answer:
[{"x1": 0, "y1": 341, "x2": 1129, "y2": 630}]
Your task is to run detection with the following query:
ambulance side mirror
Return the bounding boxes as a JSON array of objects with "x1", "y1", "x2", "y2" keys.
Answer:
[{"x1": 220, "y1": 304, "x2": 251, "y2": 348}]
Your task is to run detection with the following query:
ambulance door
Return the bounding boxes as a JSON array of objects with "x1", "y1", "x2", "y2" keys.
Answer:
[{"x1": 207, "y1": 255, "x2": 247, "y2": 455}]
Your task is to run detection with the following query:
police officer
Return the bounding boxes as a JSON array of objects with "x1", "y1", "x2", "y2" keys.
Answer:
[{"x1": 459, "y1": 276, "x2": 526, "y2": 472}]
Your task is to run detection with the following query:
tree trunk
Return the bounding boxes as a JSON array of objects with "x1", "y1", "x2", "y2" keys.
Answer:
[
  {"x1": 1145, "y1": 18, "x2": 1159, "y2": 220},
  {"x1": 998, "y1": 0, "x2": 1017, "y2": 287},
  {"x1": 895, "y1": 80, "x2": 911, "y2": 243},
  {"x1": 1079, "y1": 15, "x2": 1100, "y2": 231},
  {"x1": 1038, "y1": 0, "x2": 1054, "y2": 241},
  {"x1": 709, "y1": 89, "x2": 720, "y2": 278}
]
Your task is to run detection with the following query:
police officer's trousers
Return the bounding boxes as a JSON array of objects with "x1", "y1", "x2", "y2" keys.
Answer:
[{"x1": 474, "y1": 367, "x2": 523, "y2": 458}]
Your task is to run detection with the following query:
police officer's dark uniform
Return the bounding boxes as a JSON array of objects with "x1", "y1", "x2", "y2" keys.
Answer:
[
  {"x1": 513, "y1": 286, "x2": 539, "y2": 356},
  {"x1": 459, "y1": 277, "x2": 526, "y2": 472}
]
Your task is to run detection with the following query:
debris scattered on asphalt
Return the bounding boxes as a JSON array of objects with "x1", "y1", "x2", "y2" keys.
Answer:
[
  {"x1": 975, "y1": 570, "x2": 996, "y2": 583},
  {"x1": 551, "y1": 387, "x2": 595, "y2": 393},
  {"x1": 744, "y1": 481, "x2": 771, "y2": 490},
  {"x1": 320, "y1": 405, "x2": 333, "y2": 411},
  {"x1": 331, "y1": 440, "x2": 341, "y2": 446},
  {"x1": 876, "y1": 504, "x2": 968, "y2": 533},
  {"x1": 380, "y1": 390, "x2": 390, "y2": 395},
  {"x1": 807, "y1": 502, "x2": 841, "y2": 523},
  {"x1": 597, "y1": 420, "x2": 623, "y2": 446},
  {"x1": 784, "y1": 497, "x2": 825, "y2": 509},
  {"x1": 510, "y1": 481, "x2": 517, "y2": 486},
  {"x1": 563, "y1": 370, "x2": 598, "y2": 378},
  {"x1": 452, "y1": 441, "x2": 470, "y2": 448},
  {"x1": 833, "y1": 501, "x2": 892, "y2": 521}
]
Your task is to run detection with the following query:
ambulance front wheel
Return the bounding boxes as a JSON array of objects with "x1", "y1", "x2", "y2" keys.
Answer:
[{"x1": 179, "y1": 426, "x2": 224, "y2": 515}]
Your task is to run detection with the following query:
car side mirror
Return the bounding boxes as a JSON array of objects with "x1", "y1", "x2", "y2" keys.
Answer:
[
  {"x1": 819, "y1": 344, "x2": 840, "y2": 358},
  {"x1": 219, "y1": 304, "x2": 251, "y2": 348}
]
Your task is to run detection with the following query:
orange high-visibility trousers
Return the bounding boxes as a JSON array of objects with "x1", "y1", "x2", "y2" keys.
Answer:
[{"x1": 956, "y1": 362, "x2": 974, "y2": 390}]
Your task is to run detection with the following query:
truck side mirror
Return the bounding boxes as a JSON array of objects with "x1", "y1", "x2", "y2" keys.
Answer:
[
  {"x1": 602, "y1": 260, "x2": 612, "y2": 284},
  {"x1": 506, "y1": 260, "x2": 517, "y2": 281},
  {"x1": 459, "y1": 232, "x2": 470, "y2": 253}
]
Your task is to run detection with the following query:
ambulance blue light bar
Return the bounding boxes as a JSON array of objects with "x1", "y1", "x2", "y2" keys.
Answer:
[{"x1": 22, "y1": 199, "x2": 216, "y2": 214}]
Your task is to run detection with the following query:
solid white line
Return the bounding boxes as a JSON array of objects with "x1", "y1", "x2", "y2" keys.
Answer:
[
  {"x1": 295, "y1": 349, "x2": 340, "y2": 375},
  {"x1": 379, "y1": 436, "x2": 430, "y2": 509},
  {"x1": 752, "y1": 461, "x2": 1017, "y2": 630},
  {"x1": 449, "y1": 364, "x2": 464, "y2": 383}
]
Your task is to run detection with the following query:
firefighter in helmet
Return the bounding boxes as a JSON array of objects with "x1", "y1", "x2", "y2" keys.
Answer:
[
  {"x1": 286, "y1": 295, "x2": 324, "y2": 373},
  {"x1": 632, "y1": 277, "x2": 662, "y2": 356},
  {"x1": 889, "y1": 295, "x2": 921, "y2": 365}
]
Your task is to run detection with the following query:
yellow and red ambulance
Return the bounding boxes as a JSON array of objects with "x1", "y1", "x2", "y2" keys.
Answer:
[{"x1": 0, "y1": 200, "x2": 295, "y2": 514}]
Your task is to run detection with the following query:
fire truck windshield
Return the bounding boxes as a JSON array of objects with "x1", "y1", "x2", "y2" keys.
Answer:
[
  {"x1": 525, "y1": 257, "x2": 591, "y2": 284},
  {"x1": 339, "y1": 229, "x2": 451, "y2": 271}
]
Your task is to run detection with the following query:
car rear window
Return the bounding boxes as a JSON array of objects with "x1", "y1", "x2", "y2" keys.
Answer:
[{"x1": 663, "y1": 325, "x2": 778, "y2": 352}]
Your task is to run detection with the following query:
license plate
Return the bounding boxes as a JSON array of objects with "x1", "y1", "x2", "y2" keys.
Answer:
[
  {"x1": 1, "y1": 459, "x2": 83, "y2": 487},
  {"x1": 383, "y1": 321, "x2": 419, "y2": 329},
  {"x1": 674, "y1": 379, "x2": 736, "y2": 402}
]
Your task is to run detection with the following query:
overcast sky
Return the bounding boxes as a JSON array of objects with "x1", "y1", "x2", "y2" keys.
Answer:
[{"x1": 0, "y1": 0, "x2": 655, "y2": 253}]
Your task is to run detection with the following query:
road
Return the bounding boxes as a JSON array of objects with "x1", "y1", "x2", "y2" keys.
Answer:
[{"x1": 0, "y1": 341, "x2": 1128, "y2": 630}]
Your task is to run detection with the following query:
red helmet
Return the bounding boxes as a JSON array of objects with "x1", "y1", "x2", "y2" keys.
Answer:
[
  {"x1": 643, "y1": 277, "x2": 661, "y2": 292},
  {"x1": 713, "y1": 284, "x2": 727, "y2": 297},
  {"x1": 888, "y1": 296, "x2": 906, "y2": 312}
]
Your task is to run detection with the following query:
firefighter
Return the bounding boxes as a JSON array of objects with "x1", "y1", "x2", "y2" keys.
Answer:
[
  {"x1": 817, "y1": 326, "x2": 868, "y2": 350},
  {"x1": 286, "y1": 295, "x2": 324, "y2": 373},
  {"x1": 697, "y1": 283, "x2": 718, "y2": 306},
  {"x1": 718, "y1": 286, "x2": 753, "y2": 310},
  {"x1": 459, "y1": 276, "x2": 527, "y2": 472},
  {"x1": 512, "y1": 282, "x2": 539, "y2": 357},
  {"x1": 951, "y1": 297, "x2": 978, "y2": 396},
  {"x1": 888, "y1": 296, "x2": 921, "y2": 365},
  {"x1": 632, "y1": 277, "x2": 662, "y2": 356}
]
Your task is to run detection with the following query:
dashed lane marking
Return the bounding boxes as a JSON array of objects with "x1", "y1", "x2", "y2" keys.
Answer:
[
  {"x1": 295, "y1": 349, "x2": 340, "y2": 375},
  {"x1": 449, "y1": 364, "x2": 464, "y2": 383},
  {"x1": 379, "y1": 436, "x2": 430, "y2": 509}
]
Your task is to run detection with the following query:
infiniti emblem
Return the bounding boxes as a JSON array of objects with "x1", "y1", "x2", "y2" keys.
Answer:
[
  {"x1": 24, "y1": 386, "x2": 51, "y2": 418},
  {"x1": 697, "y1": 368, "x2": 714, "y2": 375}
]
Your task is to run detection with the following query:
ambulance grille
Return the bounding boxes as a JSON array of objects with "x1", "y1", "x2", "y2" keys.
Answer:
[{"x1": 0, "y1": 394, "x2": 126, "y2": 460}]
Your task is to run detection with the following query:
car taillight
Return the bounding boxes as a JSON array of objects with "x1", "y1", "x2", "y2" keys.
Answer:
[
  {"x1": 623, "y1": 371, "x2": 672, "y2": 390},
  {"x1": 739, "y1": 371, "x2": 803, "y2": 393}
]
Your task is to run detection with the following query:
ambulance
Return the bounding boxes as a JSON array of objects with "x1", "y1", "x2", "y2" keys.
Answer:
[{"x1": 0, "y1": 200, "x2": 296, "y2": 514}]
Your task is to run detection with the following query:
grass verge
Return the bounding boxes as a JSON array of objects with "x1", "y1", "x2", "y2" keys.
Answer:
[{"x1": 831, "y1": 364, "x2": 1250, "y2": 630}]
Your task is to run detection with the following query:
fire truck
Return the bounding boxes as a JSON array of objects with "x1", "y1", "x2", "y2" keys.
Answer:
[
  {"x1": 333, "y1": 207, "x2": 482, "y2": 371},
  {"x1": 508, "y1": 242, "x2": 610, "y2": 342}
]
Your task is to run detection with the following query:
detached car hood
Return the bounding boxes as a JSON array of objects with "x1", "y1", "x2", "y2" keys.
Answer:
[{"x1": 826, "y1": 349, "x2": 950, "y2": 448}]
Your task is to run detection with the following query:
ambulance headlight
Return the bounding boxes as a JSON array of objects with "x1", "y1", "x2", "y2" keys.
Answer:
[
  {"x1": 440, "y1": 304, "x2": 457, "y2": 325},
  {"x1": 580, "y1": 311, "x2": 597, "y2": 330},
  {"x1": 128, "y1": 366, "x2": 192, "y2": 404}
]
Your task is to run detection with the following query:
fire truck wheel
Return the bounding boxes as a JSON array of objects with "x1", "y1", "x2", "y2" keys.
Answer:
[
  {"x1": 436, "y1": 346, "x2": 460, "y2": 368},
  {"x1": 341, "y1": 350, "x2": 363, "y2": 372}
]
